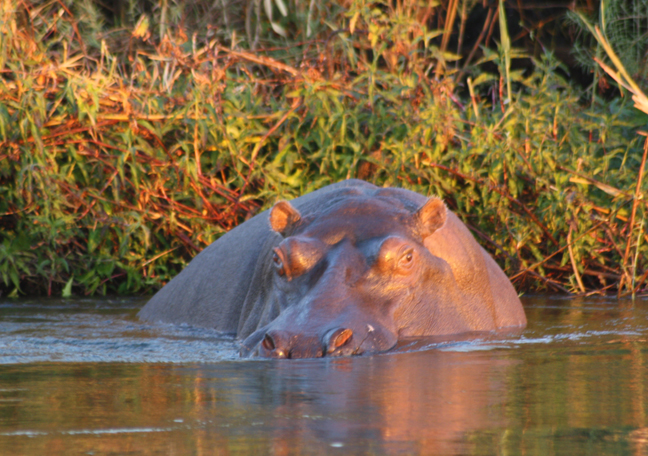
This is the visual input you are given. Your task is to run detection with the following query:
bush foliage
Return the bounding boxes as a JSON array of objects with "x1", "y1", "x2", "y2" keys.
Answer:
[{"x1": 0, "y1": 0, "x2": 646, "y2": 297}]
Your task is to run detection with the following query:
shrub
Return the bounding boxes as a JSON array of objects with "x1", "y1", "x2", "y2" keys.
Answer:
[{"x1": 0, "y1": 0, "x2": 646, "y2": 297}]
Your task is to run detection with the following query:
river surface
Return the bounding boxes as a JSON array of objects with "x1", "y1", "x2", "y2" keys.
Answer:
[{"x1": 1, "y1": 296, "x2": 648, "y2": 455}]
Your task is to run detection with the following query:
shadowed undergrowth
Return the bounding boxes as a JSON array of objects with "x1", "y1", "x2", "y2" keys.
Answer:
[{"x1": 0, "y1": 0, "x2": 646, "y2": 297}]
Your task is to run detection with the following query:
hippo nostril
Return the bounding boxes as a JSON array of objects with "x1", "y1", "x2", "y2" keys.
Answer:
[
  {"x1": 326, "y1": 328, "x2": 354, "y2": 354},
  {"x1": 262, "y1": 333, "x2": 276, "y2": 351}
]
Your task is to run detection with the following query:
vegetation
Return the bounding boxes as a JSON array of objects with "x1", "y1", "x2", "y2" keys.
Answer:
[{"x1": 0, "y1": 0, "x2": 646, "y2": 298}]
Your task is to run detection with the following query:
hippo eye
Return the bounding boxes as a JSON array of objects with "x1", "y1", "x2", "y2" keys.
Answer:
[
  {"x1": 272, "y1": 250, "x2": 285, "y2": 276},
  {"x1": 398, "y1": 249, "x2": 414, "y2": 268}
]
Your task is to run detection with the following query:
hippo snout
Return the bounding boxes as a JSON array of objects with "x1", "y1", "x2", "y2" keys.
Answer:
[
  {"x1": 323, "y1": 328, "x2": 355, "y2": 356},
  {"x1": 257, "y1": 327, "x2": 357, "y2": 359},
  {"x1": 260, "y1": 330, "x2": 323, "y2": 358}
]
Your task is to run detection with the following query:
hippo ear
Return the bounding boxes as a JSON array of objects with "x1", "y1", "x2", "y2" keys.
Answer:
[
  {"x1": 269, "y1": 200, "x2": 301, "y2": 236},
  {"x1": 415, "y1": 197, "x2": 447, "y2": 238}
]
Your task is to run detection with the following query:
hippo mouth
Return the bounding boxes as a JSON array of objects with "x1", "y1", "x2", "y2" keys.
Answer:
[{"x1": 239, "y1": 324, "x2": 393, "y2": 359}]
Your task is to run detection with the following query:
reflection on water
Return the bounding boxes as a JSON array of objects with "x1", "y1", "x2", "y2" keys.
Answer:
[{"x1": 1, "y1": 296, "x2": 647, "y2": 455}]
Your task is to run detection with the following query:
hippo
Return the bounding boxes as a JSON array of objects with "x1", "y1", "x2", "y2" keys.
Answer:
[{"x1": 139, "y1": 179, "x2": 526, "y2": 358}]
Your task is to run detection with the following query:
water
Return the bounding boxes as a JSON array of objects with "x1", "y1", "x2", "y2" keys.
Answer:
[{"x1": 1, "y1": 296, "x2": 648, "y2": 455}]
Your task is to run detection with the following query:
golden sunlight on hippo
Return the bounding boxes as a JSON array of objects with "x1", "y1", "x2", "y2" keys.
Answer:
[{"x1": 139, "y1": 180, "x2": 526, "y2": 358}]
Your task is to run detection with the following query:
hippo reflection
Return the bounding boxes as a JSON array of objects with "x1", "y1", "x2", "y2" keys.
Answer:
[{"x1": 139, "y1": 180, "x2": 526, "y2": 358}]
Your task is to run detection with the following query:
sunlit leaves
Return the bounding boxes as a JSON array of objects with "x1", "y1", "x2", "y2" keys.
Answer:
[{"x1": 0, "y1": 1, "x2": 645, "y2": 298}]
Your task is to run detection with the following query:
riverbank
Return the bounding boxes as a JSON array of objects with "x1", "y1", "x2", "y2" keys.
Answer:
[{"x1": 0, "y1": 1, "x2": 646, "y2": 296}]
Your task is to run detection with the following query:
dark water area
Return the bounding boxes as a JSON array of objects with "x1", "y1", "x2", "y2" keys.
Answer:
[{"x1": 1, "y1": 296, "x2": 648, "y2": 455}]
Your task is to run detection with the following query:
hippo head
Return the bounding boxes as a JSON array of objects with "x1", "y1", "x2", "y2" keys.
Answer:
[{"x1": 241, "y1": 192, "x2": 461, "y2": 359}]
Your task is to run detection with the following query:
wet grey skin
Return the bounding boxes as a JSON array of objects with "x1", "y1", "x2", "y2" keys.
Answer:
[{"x1": 139, "y1": 180, "x2": 526, "y2": 359}]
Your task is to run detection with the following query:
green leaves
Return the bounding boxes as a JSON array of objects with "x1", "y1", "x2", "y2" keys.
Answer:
[
  {"x1": 0, "y1": 1, "x2": 645, "y2": 296},
  {"x1": 0, "y1": 236, "x2": 34, "y2": 295},
  {"x1": 62, "y1": 276, "x2": 74, "y2": 298}
]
